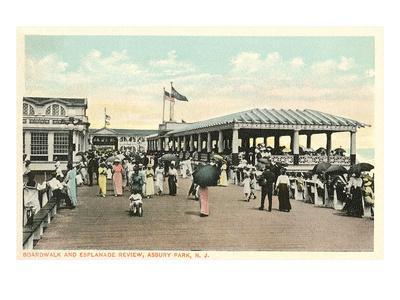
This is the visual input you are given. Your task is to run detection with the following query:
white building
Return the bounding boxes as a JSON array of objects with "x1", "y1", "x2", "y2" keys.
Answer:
[
  {"x1": 22, "y1": 97, "x2": 90, "y2": 171},
  {"x1": 89, "y1": 127, "x2": 158, "y2": 152}
]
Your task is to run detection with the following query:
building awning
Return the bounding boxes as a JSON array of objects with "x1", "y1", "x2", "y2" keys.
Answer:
[{"x1": 165, "y1": 108, "x2": 369, "y2": 135}]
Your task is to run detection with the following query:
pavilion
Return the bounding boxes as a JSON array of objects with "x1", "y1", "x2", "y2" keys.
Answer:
[{"x1": 146, "y1": 108, "x2": 369, "y2": 168}]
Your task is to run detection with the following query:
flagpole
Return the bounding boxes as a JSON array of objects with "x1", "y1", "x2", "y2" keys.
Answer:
[
  {"x1": 104, "y1": 107, "x2": 106, "y2": 128},
  {"x1": 162, "y1": 87, "x2": 166, "y2": 123},
  {"x1": 170, "y1": 81, "x2": 174, "y2": 122}
]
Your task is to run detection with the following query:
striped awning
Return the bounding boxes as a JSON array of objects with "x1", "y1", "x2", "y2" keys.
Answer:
[{"x1": 166, "y1": 108, "x2": 369, "y2": 135}]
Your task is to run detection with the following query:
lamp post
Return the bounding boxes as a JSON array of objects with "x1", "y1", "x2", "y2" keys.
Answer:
[{"x1": 64, "y1": 117, "x2": 85, "y2": 165}]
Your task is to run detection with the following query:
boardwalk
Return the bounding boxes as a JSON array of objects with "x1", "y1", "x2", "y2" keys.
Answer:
[{"x1": 35, "y1": 178, "x2": 374, "y2": 251}]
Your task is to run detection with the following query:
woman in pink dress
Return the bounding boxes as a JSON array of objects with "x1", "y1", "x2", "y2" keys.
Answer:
[
  {"x1": 112, "y1": 159, "x2": 123, "y2": 196},
  {"x1": 198, "y1": 186, "x2": 209, "y2": 217}
]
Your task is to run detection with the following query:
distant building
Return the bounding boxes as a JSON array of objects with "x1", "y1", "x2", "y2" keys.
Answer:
[
  {"x1": 22, "y1": 97, "x2": 90, "y2": 171},
  {"x1": 89, "y1": 127, "x2": 158, "y2": 152}
]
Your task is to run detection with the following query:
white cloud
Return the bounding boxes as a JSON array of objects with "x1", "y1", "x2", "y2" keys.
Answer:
[
  {"x1": 311, "y1": 59, "x2": 337, "y2": 74},
  {"x1": 231, "y1": 51, "x2": 282, "y2": 74},
  {"x1": 291, "y1": 57, "x2": 305, "y2": 67},
  {"x1": 26, "y1": 54, "x2": 68, "y2": 82},
  {"x1": 25, "y1": 49, "x2": 373, "y2": 148},
  {"x1": 81, "y1": 49, "x2": 141, "y2": 75},
  {"x1": 149, "y1": 50, "x2": 195, "y2": 76},
  {"x1": 311, "y1": 56, "x2": 355, "y2": 74},
  {"x1": 337, "y1": 56, "x2": 355, "y2": 71}
]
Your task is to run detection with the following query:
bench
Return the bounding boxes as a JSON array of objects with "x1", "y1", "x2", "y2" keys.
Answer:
[
  {"x1": 23, "y1": 219, "x2": 44, "y2": 246},
  {"x1": 22, "y1": 200, "x2": 58, "y2": 249},
  {"x1": 23, "y1": 231, "x2": 34, "y2": 250}
]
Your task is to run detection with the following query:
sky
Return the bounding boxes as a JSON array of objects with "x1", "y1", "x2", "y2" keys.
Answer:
[{"x1": 24, "y1": 35, "x2": 375, "y2": 151}]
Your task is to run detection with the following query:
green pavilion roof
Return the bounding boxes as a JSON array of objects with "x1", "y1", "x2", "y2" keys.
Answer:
[{"x1": 166, "y1": 108, "x2": 369, "y2": 135}]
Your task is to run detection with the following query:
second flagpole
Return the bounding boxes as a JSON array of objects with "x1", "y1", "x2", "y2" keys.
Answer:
[
  {"x1": 169, "y1": 81, "x2": 174, "y2": 122},
  {"x1": 162, "y1": 87, "x2": 166, "y2": 123}
]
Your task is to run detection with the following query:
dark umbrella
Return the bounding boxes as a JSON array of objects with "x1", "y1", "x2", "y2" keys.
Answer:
[
  {"x1": 193, "y1": 165, "x2": 219, "y2": 187},
  {"x1": 160, "y1": 153, "x2": 180, "y2": 163},
  {"x1": 333, "y1": 147, "x2": 346, "y2": 154},
  {"x1": 325, "y1": 165, "x2": 348, "y2": 176},
  {"x1": 348, "y1": 163, "x2": 374, "y2": 174},
  {"x1": 312, "y1": 162, "x2": 331, "y2": 174},
  {"x1": 316, "y1": 147, "x2": 326, "y2": 154}
]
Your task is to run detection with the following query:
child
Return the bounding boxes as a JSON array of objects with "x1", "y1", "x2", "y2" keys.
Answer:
[
  {"x1": 129, "y1": 192, "x2": 143, "y2": 217},
  {"x1": 248, "y1": 173, "x2": 257, "y2": 201},
  {"x1": 243, "y1": 173, "x2": 251, "y2": 201}
]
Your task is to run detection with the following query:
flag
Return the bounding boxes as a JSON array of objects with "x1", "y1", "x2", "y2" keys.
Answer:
[
  {"x1": 105, "y1": 114, "x2": 111, "y2": 120},
  {"x1": 171, "y1": 86, "x2": 188, "y2": 101},
  {"x1": 164, "y1": 90, "x2": 173, "y2": 101}
]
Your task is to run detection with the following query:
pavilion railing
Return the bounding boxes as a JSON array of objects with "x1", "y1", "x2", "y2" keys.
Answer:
[
  {"x1": 328, "y1": 156, "x2": 351, "y2": 165},
  {"x1": 298, "y1": 155, "x2": 350, "y2": 165},
  {"x1": 270, "y1": 155, "x2": 294, "y2": 165}
]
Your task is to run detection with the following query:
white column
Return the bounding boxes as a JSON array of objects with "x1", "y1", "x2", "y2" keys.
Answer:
[
  {"x1": 189, "y1": 135, "x2": 194, "y2": 151},
  {"x1": 25, "y1": 131, "x2": 31, "y2": 158},
  {"x1": 171, "y1": 137, "x2": 176, "y2": 151},
  {"x1": 232, "y1": 128, "x2": 239, "y2": 154},
  {"x1": 293, "y1": 130, "x2": 299, "y2": 155},
  {"x1": 326, "y1": 132, "x2": 332, "y2": 160},
  {"x1": 350, "y1": 132, "x2": 356, "y2": 155},
  {"x1": 183, "y1": 136, "x2": 187, "y2": 152},
  {"x1": 207, "y1": 132, "x2": 212, "y2": 153},
  {"x1": 218, "y1": 130, "x2": 224, "y2": 153},
  {"x1": 197, "y1": 134, "x2": 202, "y2": 152},
  {"x1": 350, "y1": 131, "x2": 357, "y2": 165},
  {"x1": 157, "y1": 138, "x2": 162, "y2": 151},
  {"x1": 164, "y1": 137, "x2": 169, "y2": 151},
  {"x1": 48, "y1": 131, "x2": 54, "y2": 162}
]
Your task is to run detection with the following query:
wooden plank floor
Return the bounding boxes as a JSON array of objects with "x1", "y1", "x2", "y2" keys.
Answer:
[{"x1": 35, "y1": 177, "x2": 374, "y2": 251}]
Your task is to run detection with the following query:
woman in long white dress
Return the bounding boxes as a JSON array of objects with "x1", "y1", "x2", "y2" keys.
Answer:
[
  {"x1": 219, "y1": 163, "x2": 228, "y2": 186},
  {"x1": 145, "y1": 164, "x2": 155, "y2": 198},
  {"x1": 155, "y1": 164, "x2": 164, "y2": 195}
]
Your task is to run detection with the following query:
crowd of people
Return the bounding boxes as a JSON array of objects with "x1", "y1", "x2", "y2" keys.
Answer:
[{"x1": 23, "y1": 145, "x2": 374, "y2": 221}]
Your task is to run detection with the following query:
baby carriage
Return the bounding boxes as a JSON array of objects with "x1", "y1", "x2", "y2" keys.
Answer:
[{"x1": 129, "y1": 193, "x2": 143, "y2": 217}]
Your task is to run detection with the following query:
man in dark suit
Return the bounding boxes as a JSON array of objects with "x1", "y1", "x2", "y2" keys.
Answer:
[
  {"x1": 258, "y1": 165, "x2": 275, "y2": 211},
  {"x1": 87, "y1": 154, "x2": 99, "y2": 186}
]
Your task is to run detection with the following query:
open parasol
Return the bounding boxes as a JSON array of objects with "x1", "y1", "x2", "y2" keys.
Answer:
[
  {"x1": 312, "y1": 162, "x2": 331, "y2": 174},
  {"x1": 348, "y1": 163, "x2": 374, "y2": 174},
  {"x1": 106, "y1": 156, "x2": 117, "y2": 163},
  {"x1": 160, "y1": 153, "x2": 180, "y2": 163},
  {"x1": 193, "y1": 165, "x2": 219, "y2": 187},
  {"x1": 325, "y1": 165, "x2": 348, "y2": 176},
  {"x1": 211, "y1": 154, "x2": 226, "y2": 163}
]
